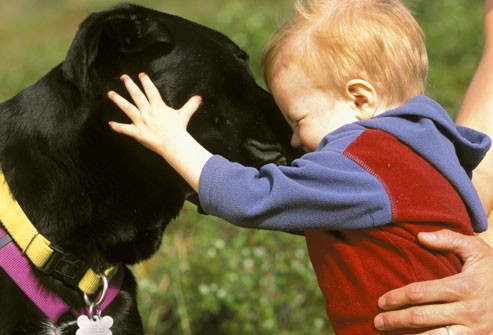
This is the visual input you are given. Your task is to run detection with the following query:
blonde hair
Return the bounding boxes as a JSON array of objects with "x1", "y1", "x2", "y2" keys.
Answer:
[{"x1": 262, "y1": 0, "x2": 428, "y2": 106}]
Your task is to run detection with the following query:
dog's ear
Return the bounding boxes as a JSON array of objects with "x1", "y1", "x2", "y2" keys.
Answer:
[{"x1": 62, "y1": 6, "x2": 174, "y2": 89}]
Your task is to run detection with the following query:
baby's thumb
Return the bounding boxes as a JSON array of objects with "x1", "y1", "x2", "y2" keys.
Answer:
[
  {"x1": 180, "y1": 95, "x2": 202, "y2": 122},
  {"x1": 108, "y1": 121, "x2": 136, "y2": 138}
]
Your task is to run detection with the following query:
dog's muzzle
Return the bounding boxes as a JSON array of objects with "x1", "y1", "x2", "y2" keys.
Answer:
[{"x1": 245, "y1": 139, "x2": 286, "y2": 166}]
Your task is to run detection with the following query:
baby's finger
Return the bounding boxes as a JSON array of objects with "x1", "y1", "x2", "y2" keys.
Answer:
[
  {"x1": 139, "y1": 73, "x2": 166, "y2": 106},
  {"x1": 108, "y1": 121, "x2": 137, "y2": 138},
  {"x1": 108, "y1": 91, "x2": 140, "y2": 122},
  {"x1": 120, "y1": 74, "x2": 150, "y2": 112}
]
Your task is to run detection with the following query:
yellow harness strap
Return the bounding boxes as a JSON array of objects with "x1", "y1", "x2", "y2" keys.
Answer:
[{"x1": 0, "y1": 170, "x2": 116, "y2": 295}]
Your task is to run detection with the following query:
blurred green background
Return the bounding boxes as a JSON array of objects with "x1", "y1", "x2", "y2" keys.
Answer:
[{"x1": 0, "y1": 1, "x2": 484, "y2": 334}]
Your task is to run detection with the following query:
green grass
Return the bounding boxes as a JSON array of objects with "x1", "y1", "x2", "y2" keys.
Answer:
[
  {"x1": 133, "y1": 204, "x2": 329, "y2": 335},
  {"x1": 0, "y1": 0, "x2": 294, "y2": 100},
  {"x1": 0, "y1": 1, "x2": 484, "y2": 334}
]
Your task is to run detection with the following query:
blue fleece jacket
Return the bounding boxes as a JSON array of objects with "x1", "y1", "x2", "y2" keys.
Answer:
[{"x1": 198, "y1": 96, "x2": 491, "y2": 233}]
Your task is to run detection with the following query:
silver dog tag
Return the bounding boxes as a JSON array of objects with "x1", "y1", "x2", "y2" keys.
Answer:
[{"x1": 76, "y1": 315, "x2": 113, "y2": 335}]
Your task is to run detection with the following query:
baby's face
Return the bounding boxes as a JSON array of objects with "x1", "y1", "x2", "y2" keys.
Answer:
[{"x1": 270, "y1": 63, "x2": 359, "y2": 152}]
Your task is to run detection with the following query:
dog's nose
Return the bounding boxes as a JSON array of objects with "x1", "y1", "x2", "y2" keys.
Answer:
[{"x1": 245, "y1": 139, "x2": 286, "y2": 165}]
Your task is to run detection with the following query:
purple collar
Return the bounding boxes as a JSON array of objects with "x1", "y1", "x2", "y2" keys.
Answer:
[{"x1": 0, "y1": 227, "x2": 123, "y2": 324}]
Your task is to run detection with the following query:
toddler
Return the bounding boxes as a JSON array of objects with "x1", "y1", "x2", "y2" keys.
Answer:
[{"x1": 108, "y1": 0, "x2": 491, "y2": 333}]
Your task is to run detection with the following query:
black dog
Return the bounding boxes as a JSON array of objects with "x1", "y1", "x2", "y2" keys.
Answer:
[{"x1": 0, "y1": 3, "x2": 295, "y2": 334}]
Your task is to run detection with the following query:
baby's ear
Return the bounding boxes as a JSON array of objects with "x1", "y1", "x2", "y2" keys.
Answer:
[{"x1": 345, "y1": 79, "x2": 378, "y2": 120}]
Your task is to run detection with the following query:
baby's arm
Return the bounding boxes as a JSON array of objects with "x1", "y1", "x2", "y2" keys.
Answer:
[{"x1": 108, "y1": 73, "x2": 211, "y2": 192}]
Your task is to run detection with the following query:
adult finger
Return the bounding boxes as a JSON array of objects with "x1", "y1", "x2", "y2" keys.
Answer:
[
  {"x1": 378, "y1": 275, "x2": 467, "y2": 311},
  {"x1": 107, "y1": 91, "x2": 140, "y2": 122},
  {"x1": 414, "y1": 325, "x2": 472, "y2": 335},
  {"x1": 120, "y1": 74, "x2": 150, "y2": 112},
  {"x1": 374, "y1": 302, "x2": 461, "y2": 331},
  {"x1": 418, "y1": 230, "x2": 492, "y2": 265}
]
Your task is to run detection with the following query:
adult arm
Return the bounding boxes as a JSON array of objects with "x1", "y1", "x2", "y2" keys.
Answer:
[
  {"x1": 456, "y1": 0, "x2": 493, "y2": 243},
  {"x1": 374, "y1": 1, "x2": 493, "y2": 333}
]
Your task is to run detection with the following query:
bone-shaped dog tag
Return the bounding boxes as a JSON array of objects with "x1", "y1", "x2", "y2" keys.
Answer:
[{"x1": 76, "y1": 315, "x2": 113, "y2": 335}]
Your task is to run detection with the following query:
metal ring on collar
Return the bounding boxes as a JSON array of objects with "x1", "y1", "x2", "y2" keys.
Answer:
[{"x1": 83, "y1": 273, "x2": 109, "y2": 308}]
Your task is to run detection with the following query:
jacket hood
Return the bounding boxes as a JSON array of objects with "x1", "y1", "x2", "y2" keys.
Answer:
[{"x1": 359, "y1": 95, "x2": 491, "y2": 232}]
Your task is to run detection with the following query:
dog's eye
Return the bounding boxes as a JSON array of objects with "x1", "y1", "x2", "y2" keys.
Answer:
[
  {"x1": 235, "y1": 52, "x2": 253, "y2": 77},
  {"x1": 235, "y1": 53, "x2": 249, "y2": 64}
]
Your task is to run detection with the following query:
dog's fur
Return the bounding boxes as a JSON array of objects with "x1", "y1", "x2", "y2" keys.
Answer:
[{"x1": 0, "y1": 4, "x2": 296, "y2": 334}]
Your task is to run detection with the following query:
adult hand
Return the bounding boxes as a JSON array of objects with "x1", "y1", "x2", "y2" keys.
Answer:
[{"x1": 374, "y1": 229, "x2": 493, "y2": 334}]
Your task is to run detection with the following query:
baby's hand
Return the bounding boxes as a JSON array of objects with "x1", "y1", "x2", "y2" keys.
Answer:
[{"x1": 108, "y1": 73, "x2": 202, "y2": 156}]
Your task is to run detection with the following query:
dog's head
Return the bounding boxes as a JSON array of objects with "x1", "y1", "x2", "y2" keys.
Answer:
[
  {"x1": 61, "y1": 3, "x2": 298, "y2": 169},
  {"x1": 22, "y1": 3, "x2": 300, "y2": 263}
]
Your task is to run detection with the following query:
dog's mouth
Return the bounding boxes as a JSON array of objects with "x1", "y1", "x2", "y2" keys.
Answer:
[
  {"x1": 186, "y1": 139, "x2": 286, "y2": 211},
  {"x1": 244, "y1": 139, "x2": 287, "y2": 166}
]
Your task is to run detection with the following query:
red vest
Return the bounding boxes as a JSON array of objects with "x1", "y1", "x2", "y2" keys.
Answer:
[{"x1": 305, "y1": 130, "x2": 473, "y2": 334}]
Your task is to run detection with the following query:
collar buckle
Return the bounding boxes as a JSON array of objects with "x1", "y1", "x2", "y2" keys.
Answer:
[
  {"x1": 40, "y1": 246, "x2": 88, "y2": 288},
  {"x1": 0, "y1": 234, "x2": 12, "y2": 249}
]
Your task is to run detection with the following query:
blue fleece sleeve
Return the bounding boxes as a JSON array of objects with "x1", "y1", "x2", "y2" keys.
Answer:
[{"x1": 198, "y1": 150, "x2": 392, "y2": 232}]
